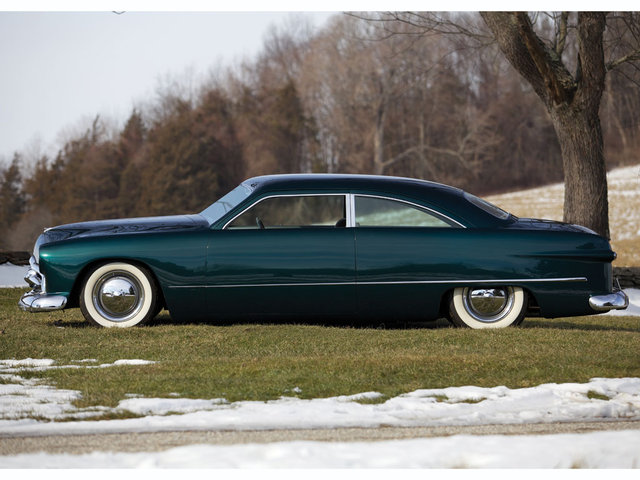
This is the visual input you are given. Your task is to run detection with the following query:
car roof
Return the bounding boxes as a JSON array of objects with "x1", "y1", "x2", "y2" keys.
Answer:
[
  {"x1": 246, "y1": 173, "x2": 463, "y2": 196},
  {"x1": 241, "y1": 174, "x2": 506, "y2": 228}
]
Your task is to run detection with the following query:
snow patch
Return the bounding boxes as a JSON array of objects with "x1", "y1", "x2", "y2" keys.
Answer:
[
  {"x1": 0, "y1": 358, "x2": 54, "y2": 369},
  {"x1": 101, "y1": 359, "x2": 155, "y2": 367},
  {"x1": 118, "y1": 398, "x2": 227, "y2": 416},
  {"x1": 335, "y1": 391, "x2": 384, "y2": 402},
  {"x1": 0, "y1": 359, "x2": 156, "y2": 422},
  {"x1": 1, "y1": 362, "x2": 639, "y2": 437},
  {"x1": 0, "y1": 263, "x2": 28, "y2": 288},
  {"x1": 1, "y1": 358, "x2": 640, "y2": 468},
  {"x1": 0, "y1": 379, "x2": 83, "y2": 421},
  {"x1": 607, "y1": 288, "x2": 640, "y2": 317},
  {"x1": 1, "y1": 430, "x2": 639, "y2": 468},
  {"x1": 0, "y1": 358, "x2": 156, "y2": 374}
]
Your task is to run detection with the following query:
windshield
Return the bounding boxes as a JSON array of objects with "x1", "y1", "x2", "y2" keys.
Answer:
[
  {"x1": 463, "y1": 192, "x2": 513, "y2": 221},
  {"x1": 200, "y1": 183, "x2": 254, "y2": 225}
]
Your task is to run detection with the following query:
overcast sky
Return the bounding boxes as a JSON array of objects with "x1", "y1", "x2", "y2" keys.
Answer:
[{"x1": 0, "y1": 11, "x2": 335, "y2": 165}]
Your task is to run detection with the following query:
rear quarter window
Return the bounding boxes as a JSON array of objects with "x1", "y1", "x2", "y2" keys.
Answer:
[{"x1": 463, "y1": 192, "x2": 512, "y2": 220}]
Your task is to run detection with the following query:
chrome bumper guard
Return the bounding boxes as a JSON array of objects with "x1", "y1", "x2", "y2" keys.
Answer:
[
  {"x1": 19, "y1": 291, "x2": 67, "y2": 312},
  {"x1": 18, "y1": 256, "x2": 68, "y2": 313},
  {"x1": 589, "y1": 289, "x2": 629, "y2": 312}
]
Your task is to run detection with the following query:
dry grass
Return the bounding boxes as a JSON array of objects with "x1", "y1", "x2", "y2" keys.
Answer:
[
  {"x1": 487, "y1": 164, "x2": 640, "y2": 266},
  {"x1": 1, "y1": 288, "x2": 639, "y2": 413}
]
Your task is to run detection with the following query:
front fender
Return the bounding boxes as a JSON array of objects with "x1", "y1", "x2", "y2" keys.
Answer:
[{"x1": 39, "y1": 232, "x2": 209, "y2": 304}]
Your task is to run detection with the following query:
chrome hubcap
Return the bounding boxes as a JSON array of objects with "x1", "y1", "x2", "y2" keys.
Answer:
[
  {"x1": 92, "y1": 272, "x2": 144, "y2": 322},
  {"x1": 463, "y1": 287, "x2": 514, "y2": 323}
]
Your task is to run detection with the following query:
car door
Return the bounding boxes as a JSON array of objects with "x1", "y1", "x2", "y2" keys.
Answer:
[
  {"x1": 206, "y1": 193, "x2": 356, "y2": 319},
  {"x1": 353, "y1": 194, "x2": 463, "y2": 321}
]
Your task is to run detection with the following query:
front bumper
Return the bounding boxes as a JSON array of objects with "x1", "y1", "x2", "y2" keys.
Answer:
[
  {"x1": 19, "y1": 291, "x2": 67, "y2": 312},
  {"x1": 18, "y1": 255, "x2": 68, "y2": 313},
  {"x1": 589, "y1": 290, "x2": 629, "y2": 312}
]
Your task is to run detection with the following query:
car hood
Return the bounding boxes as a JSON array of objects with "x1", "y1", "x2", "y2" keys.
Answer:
[
  {"x1": 505, "y1": 217, "x2": 599, "y2": 235},
  {"x1": 39, "y1": 214, "x2": 209, "y2": 245}
]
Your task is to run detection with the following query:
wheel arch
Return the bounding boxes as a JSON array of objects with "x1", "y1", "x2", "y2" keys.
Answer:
[
  {"x1": 69, "y1": 258, "x2": 166, "y2": 310},
  {"x1": 439, "y1": 285, "x2": 540, "y2": 321}
]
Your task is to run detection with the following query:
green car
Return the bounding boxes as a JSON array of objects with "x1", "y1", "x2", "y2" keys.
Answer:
[{"x1": 19, "y1": 174, "x2": 628, "y2": 328}]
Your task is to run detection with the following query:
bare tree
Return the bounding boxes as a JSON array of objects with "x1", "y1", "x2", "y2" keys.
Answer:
[
  {"x1": 382, "y1": 11, "x2": 640, "y2": 237},
  {"x1": 300, "y1": 15, "x2": 404, "y2": 174},
  {"x1": 481, "y1": 12, "x2": 614, "y2": 237},
  {"x1": 301, "y1": 15, "x2": 491, "y2": 176}
]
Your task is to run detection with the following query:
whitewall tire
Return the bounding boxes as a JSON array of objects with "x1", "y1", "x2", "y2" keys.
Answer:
[
  {"x1": 448, "y1": 286, "x2": 527, "y2": 329},
  {"x1": 79, "y1": 262, "x2": 158, "y2": 328}
]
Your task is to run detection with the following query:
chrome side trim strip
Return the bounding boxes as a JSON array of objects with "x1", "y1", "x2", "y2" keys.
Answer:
[
  {"x1": 358, "y1": 277, "x2": 588, "y2": 285},
  {"x1": 171, "y1": 282, "x2": 352, "y2": 289},
  {"x1": 168, "y1": 277, "x2": 588, "y2": 289}
]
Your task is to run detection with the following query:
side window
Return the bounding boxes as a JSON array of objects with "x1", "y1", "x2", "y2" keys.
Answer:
[
  {"x1": 355, "y1": 196, "x2": 453, "y2": 227},
  {"x1": 227, "y1": 195, "x2": 346, "y2": 229}
]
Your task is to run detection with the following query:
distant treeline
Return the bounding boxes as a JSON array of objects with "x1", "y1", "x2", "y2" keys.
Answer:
[{"x1": 1, "y1": 13, "x2": 639, "y2": 250}]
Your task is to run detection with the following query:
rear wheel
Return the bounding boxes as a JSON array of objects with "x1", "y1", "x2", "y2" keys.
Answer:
[
  {"x1": 448, "y1": 286, "x2": 527, "y2": 329},
  {"x1": 80, "y1": 262, "x2": 159, "y2": 328}
]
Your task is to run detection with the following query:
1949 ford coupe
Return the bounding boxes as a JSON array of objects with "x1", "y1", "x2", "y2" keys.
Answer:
[{"x1": 19, "y1": 174, "x2": 628, "y2": 328}]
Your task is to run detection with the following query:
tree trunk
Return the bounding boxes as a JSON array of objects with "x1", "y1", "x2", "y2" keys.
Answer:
[
  {"x1": 372, "y1": 100, "x2": 386, "y2": 175},
  {"x1": 549, "y1": 105, "x2": 609, "y2": 237},
  {"x1": 481, "y1": 12, "x2": 610, "y2": 237}
]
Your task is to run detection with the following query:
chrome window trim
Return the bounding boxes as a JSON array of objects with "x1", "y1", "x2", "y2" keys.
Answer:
[
  {"x1": 168, "y1": 277, "x2": 588, "y2": 289},
  {"x1": 222, "y1": 192, "x2": 465, "y2": 229},
  {"x1": 347, "y1": 193, "x2": 356, "y2": 228},
  {"x1": 353, "y1": 194, "x2": 465, "y2": 228},
  {"x1": 223, "y1": 193, "x2": 349, "y2": 230}
]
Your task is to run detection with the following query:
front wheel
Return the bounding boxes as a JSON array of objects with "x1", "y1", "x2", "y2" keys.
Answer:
[
  {"x1": 448, "y1": 286, "x2": 527, "y2": 329},
  {"x1": 80, "y1": 262, "x2": 159, "y2": 328}
]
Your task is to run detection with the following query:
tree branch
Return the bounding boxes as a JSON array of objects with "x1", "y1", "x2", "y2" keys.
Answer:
[
  {"x1": 514, "y1": 12, "x2": 571, "y2": 105},
  {"x1": 348, "y1": 12, "x2": 493, "y2": 44},
  {"x1": 606, "y1": 48, "x2": 640, "y2": 71},
  {"x1": 480, "y1": 11, "x2": 548, "y2": 103},
  {"x1": 555, "y1": 12, "x2": 569, "y2": 57},
  {"x1": 480, "y1": 12, "x2": 576, "y2": 108},
  {"x1": 576, "y1": 12, "x2": 607, "y2": 108},
  {"x1": 382, "y1": 142, "x2": 471, "y2": 170}
]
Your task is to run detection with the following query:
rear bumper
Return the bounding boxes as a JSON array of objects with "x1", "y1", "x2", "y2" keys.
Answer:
[{"x1": 589, "y1": 290, "x2": 629, "y2": 312}]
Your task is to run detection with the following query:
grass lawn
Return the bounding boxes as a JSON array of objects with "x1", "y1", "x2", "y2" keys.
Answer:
[{"x1": 1, "y1": 288, "x2": 639, "y2": 416}]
